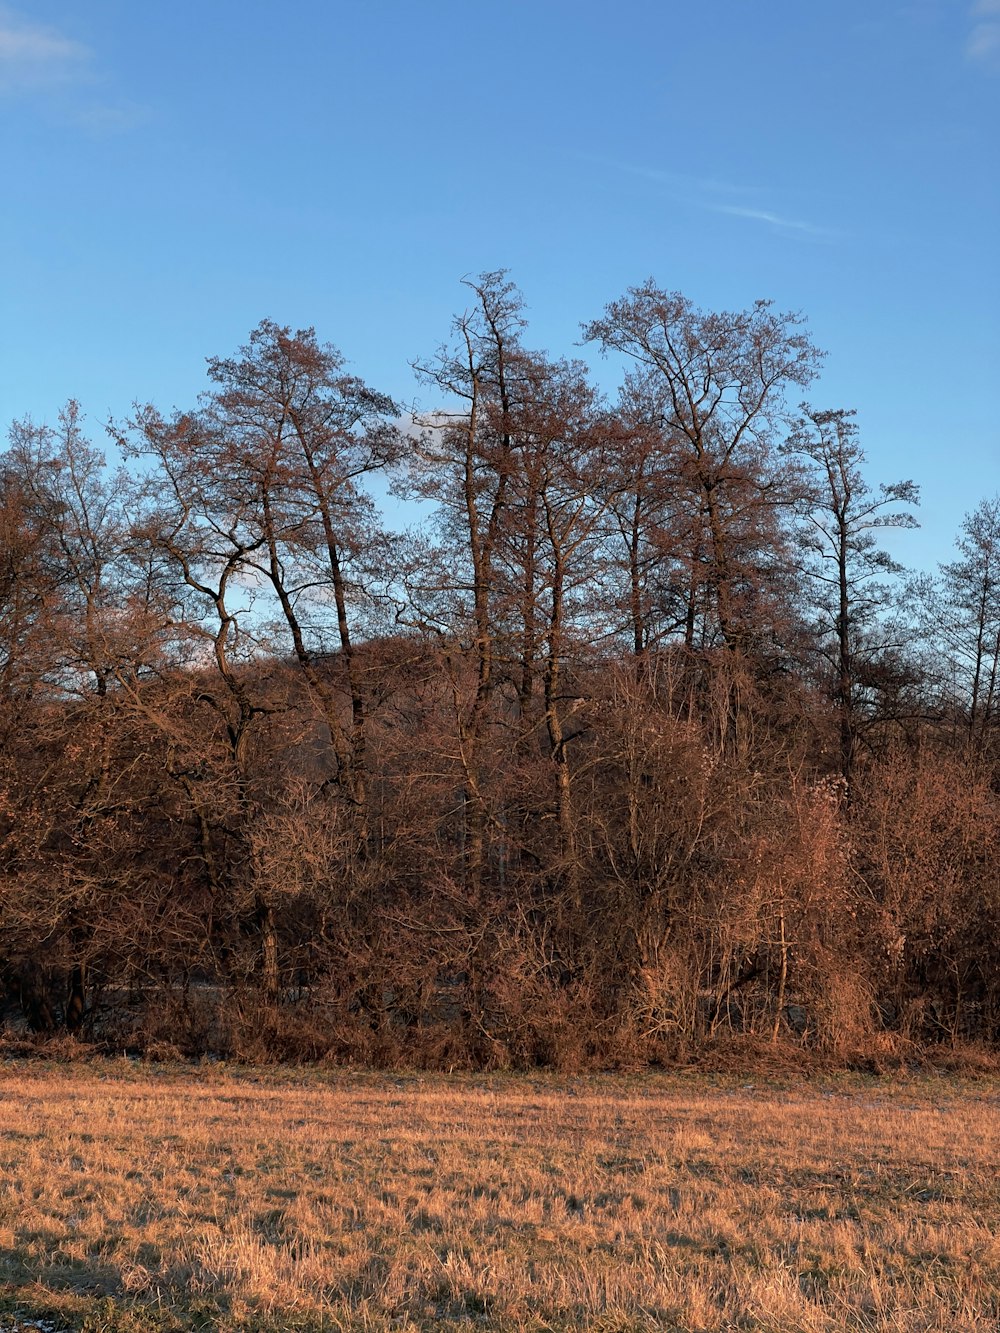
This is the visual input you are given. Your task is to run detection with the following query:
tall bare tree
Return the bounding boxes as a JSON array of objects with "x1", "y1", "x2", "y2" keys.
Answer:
[
  {"x1": 408, "y1": 273, "x2": 526, "y2": 893},
  {"x1": 938, "y1": 496, "x2": 1000, "y2": 751},
  {"x1": 584, "y1": 284, "x2": 822, "y2": 658},
  {"x1": 793, "y1": 408, "x2": 919, "y2": 793}
]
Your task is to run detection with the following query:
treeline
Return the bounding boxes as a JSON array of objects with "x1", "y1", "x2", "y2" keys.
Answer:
[{"x1": 1, "y1": 272, "x2": 998, "y2": 1066}]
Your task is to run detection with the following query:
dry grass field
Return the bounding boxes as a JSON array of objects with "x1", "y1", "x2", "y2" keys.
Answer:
[{"x1": 0, "y1": 1061, "x2": 997, "y2": 1332}]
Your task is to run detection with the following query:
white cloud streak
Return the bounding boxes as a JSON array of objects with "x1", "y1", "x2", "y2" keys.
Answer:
[
  {"x1": 599, "y1": 162, "x2": 760, "y2": 197},
  {"x1": 712, "y1": 205, "x2": 837, "y2": 239},
  {"x1": 966, "y1": 0, "x2": 1000, "y2": 66},
  {"x1": 0, "y1": 6, "x2": 89, "y2": 93},
  {"x1": 581, "y1": 156, "x2": 838, "y2": 242},
  {"x1": 966, "y1": 20, "x2": 1000, "y2": 63}
]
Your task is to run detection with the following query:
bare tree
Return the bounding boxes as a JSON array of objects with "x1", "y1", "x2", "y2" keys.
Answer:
[
  {"x1": 934, "y1": 496, "x2": 1000, "y2": 751},
  {"x1": 407, "y1": 273, "x2": 529, "y2": 893},
  {"x1": 584, "y1": 284, "x2": 822, "y2": 657},
  {"x1": 202, "y1": 321, "x2": 401, "y2": 818},
  {"x1": 793, "y1": 408, "x2": 919, "y2": 793},
  {"x1": 1, "y1": 404, "x2": 171, "y2": 1028}
]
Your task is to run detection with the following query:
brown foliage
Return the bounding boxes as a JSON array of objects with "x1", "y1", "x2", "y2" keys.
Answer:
[{"x1": 0, "y1": 282, "x2": 996, "y2": 1069}]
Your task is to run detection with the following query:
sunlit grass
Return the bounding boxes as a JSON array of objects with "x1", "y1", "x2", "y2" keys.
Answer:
[{"x1": 0, "y1": 1062, "x2": 997, "y2": 1330}]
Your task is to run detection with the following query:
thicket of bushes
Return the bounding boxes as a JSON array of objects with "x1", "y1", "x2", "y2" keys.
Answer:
[{"x1": 1, "y1": 273, "x2": 997, "y2": 1066}]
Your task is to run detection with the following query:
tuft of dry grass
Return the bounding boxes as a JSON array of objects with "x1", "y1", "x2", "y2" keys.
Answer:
[{"x1": 0, "y1": 1063, "x2": 997, "y2": 1331}]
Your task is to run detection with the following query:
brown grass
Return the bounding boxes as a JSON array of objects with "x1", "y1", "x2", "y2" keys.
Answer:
[{"x1": 0, "y1": 1062, "x2": 997, "y2": 1331}]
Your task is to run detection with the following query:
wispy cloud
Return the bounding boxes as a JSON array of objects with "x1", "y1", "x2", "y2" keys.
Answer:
[
  {"x1": 582, "y1": 156, "x2": 839, "y2": 242},
  {"x1": 0, "y1": 5, "x2": 144, "y2": 132},
  {"x1": 966, "y1": 0, "x2": 1000, "y2": 66},
  {"x1": 0, "y1": 6, "x2": 90, "y2": 93},
  {"x1": 598, "y1": 162, "x2": 760, "y2": 198},
  {"x1": 67, "y1": 100, "x2": 149, "y2": 134},
  {"x1": 966, "y1": 21, "x2": 1000, "y2": 62},
  {"x1": 712, "y1": 204, "x2": 836, "y2": 239}
]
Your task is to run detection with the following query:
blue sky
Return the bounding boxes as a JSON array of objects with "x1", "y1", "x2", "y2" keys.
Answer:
[{"x1": 1, "y1": 0, "x2": 996, "y2": 567}]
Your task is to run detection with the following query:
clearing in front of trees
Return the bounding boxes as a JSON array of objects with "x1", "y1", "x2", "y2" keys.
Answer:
[{"x1": 0, "y1": 1061, "x2": 997, "y2": 1332}]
